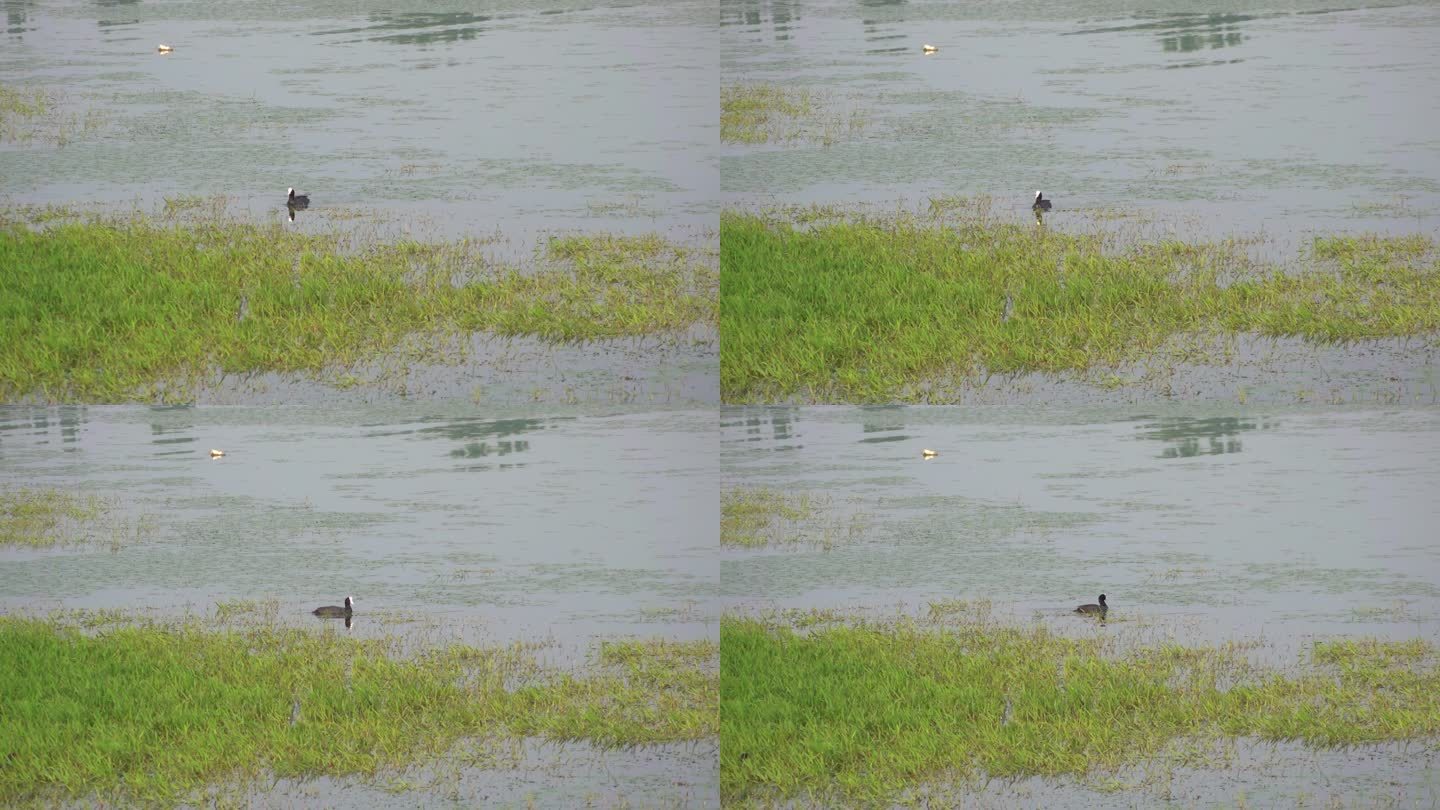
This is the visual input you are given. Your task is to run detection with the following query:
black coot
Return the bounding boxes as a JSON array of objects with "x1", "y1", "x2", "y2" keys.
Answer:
[
  {"x1": 287, "y1": 187, "x2": 310, "y2": 209},
  {"x1": 1032, "y1": 191, "x2": 1052, "y2": 211},
  {"x1": 313, "y1": 595, "x2": 353, "y2": 617},
  {"x1": 1074, "y1": 594, "x2": 1106, "y2": 618}
]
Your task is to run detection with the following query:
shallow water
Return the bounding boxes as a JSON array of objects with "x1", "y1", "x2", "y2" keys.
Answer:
[
  {"x1": 260, "y1": 739, "x2": 718, "y2": 808},
  {"x1": 912, "y1": 739, "x2": 1439, "y2": 808},
  {"x1": 722, "y1": 0, "x2": 1440, "y2": 245},
  {"x1": 0, "y1": 0, "x2": 716, "y2": 243},
  {"x1": 152, "y1": 328, "x2": 720, "y2": 408},
  {"x1": 0, "y1": 404, "x2": 718, "y2": 661},
  {"x1": 721, "y1": 404, "x2": 1440, "y2": 654}
]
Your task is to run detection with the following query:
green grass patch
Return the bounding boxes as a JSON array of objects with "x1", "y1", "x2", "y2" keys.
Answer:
[
  {"x1": 721, "y1": 487, "x2": 867, "y2": 550},
  {"x1": 719, "y1": 211, "x2": 1440, "y2": 402},
  {"x1": 0, "y1": 213, "x2": 716, "y2": 403},
  {"x1": 0, "y1": 487, "x2": 108, "y2": 548},
  {"x1": 720, "y1": 616, "x2": 1440, "y2": 806},
  {"x1": 721, "y1": 84, "x2": 867, "y2": 146},
  {"x1": 0, "y1": 615, "x2": 716, "y2": 806}
]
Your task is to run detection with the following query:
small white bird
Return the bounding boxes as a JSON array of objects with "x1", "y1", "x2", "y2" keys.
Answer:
[
  {"x1": 209, "y1": 449, "x2": 225, "y2": 458},
  {"x1": 922, "y1": 448, "x2": 938, "y2": 458},
  {"x1": 921, "y1": 44, "x2": 938, "y2": 54},
  {"x1": 156, "y1": 44, "x2": 174, "y2": 54}
]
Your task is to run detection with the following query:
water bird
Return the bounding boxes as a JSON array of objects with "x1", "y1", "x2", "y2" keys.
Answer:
[
  {"x1": 1032, "y1": 191, "x2": 1052, "y2": 211},
  {"x1": 209, "y1": 449, "x2": 225, "y2": 458},
  {"x1": 287, "y1": 188, "x2": 310, "y2": 209},
  {"x1": 156, "y1": 44, "x2": 174, "y2": 54},
  {"x1": 922, "y1": 448, "x2": 938, "y2": 458},
  {"x1": 922, "y1": 44, "x2": 938, "y2": 54},
  {"x1": 1074, "y1": 594, "x2": 1107, "y2": 618},
  {"x1": 313, "y1": 596, "x2": 354, "y2": 618}
]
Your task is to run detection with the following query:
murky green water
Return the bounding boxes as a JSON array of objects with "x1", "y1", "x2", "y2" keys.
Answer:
[
  {"x1": 1, "y1": 0, "x2": 716, "y2": 243},
  {"x1": 722, "y1": 0, "x2": 1440, "y2": 244}
]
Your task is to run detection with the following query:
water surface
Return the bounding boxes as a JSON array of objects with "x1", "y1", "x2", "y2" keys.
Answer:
[
  {"x1": 722, "y1": 404, "x2": 1440, "y2": 650},
  {"x1": 1, "y1": 403, "x2": 718, "y2": 656},
  {"x1": 722, "y1": 0, "x2": 1440, "y2": 245},
  {"x1": 2, "y1": 0, "x2": 717, "y2": 243}
]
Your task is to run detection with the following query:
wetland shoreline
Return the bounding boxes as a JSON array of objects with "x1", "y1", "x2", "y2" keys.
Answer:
[
  {"x1": 720, "y1": 610, "x2": 1440, "y2": 807},
  {"x1": 1, "y1": 208, "x2": 718, "y2": 406},
  {"x1": 720, "y1": 207, "x2": 1440, "y2": 404},
  {"x1": 0, "y1": 610, "x2": 717, "y2": 808}
]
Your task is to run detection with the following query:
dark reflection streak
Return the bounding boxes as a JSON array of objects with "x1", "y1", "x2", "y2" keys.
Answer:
[
  {"x1": 1065, "y1": 12, "x2": 1252, "y2": 54},
  {"x1": 4, "y1": 0, "x2": 31, "y2": 38},
  {"x1": 450, "y1": 440, "x2": 530, "y2": 459},
  {"x1": 719, "y1": 0, "x2": 799, "y2": 42},
  {"x1": 369, "y1": 28, "x2": 486, "y2": 46},
  {"x1": 1164, "y1": 58, "x2": 1245, "y2": 69},
  {"x1": 313, "y1": 12, "x2": 498, "y2": 38},
  {"x1": 859, "y1": 405, "x2": 907, "y2": 436},
  {"x1": 362, "y1": 416, "x2": 558, "y2": 442},
  {"x1": 1136, "y1": 416, "x2": 1273, "y2": 458},
  {"x1": 1066, "y1": 13, "x2": 1258, "y2": 37}
]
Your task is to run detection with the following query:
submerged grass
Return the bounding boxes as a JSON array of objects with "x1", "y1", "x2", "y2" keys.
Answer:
[
  {"x1": 0, "y1": 83, "x2": 104, "y2": 145},
  {"x1": 720, "y1": 487, "x2": 867, "y2": 550},
  {"x1": 720, "y1": 210, "x2": 1440, "y2": 402},
  {"x1": 0, "y1": 615, "x2": 716, "y2": 806},
  {"x1": 721, "y1": 84, "x2": 867, "y2": 146},
  {"x1": 720, "y1": 615, "x2": 1440, "y2": 806},
  {"x1": 0, "y1": 487, "x2": 108, "y2": 548},
  {"x1": 0, "y1": 213, "x2": 716, "y2": 403}
]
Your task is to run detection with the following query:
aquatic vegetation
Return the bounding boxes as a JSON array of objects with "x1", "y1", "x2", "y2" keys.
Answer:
[
  {"x1": 721, "y1": 487, "x2": 867, "y2": 550},
  {"x1": 721, "y1": 84, "x2": 868, "y2": 146},
  {"x1": 0, "y1": 84, "x2": 104, "y2": 145},
  {"x1": 720, "y1": 614, "x2": 1440, "y2": 806},
  {"x1": 0, "y1": 212, "x2": 716, "y2": 403},
  {"x1": 0, "y1": 84, "x2": 49, "y2": 122},
  {"x1": 0, "y1": 487, "x2": 107, "y2": 548},
  {"x1": 0, "y1": 614, "x2": 716, "y2": 806},
  {"x1": 720, "y1": 210, "x2": 1440, "y2": 402}
]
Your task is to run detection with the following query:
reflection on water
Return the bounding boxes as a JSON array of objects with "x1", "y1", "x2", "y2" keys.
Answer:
[
  {"x1": 2, "y1": 0, "x2": 29, "y2": 38},
  {"x1": 859, "y1": 405, "x2": 908, "y2": 438},
  {"x1": 1135, "y1": 415, "x2": 1271, "y2": 458},
  {"x1": 316, "y1": 12, "x2": 497, "y2": 46},
  {"x1": 720, "y1": 0, "x2": 801, "y2": 40},
  {"x1": 1068, "y1": 12, "x2": 1252, "y2": 52},
  {"x1": 723, "y1": 407, "x2": 799, "y2": 445}
]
